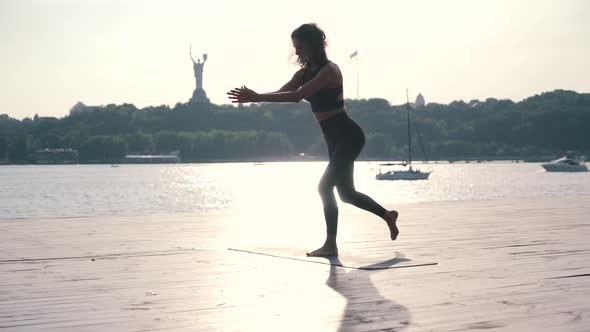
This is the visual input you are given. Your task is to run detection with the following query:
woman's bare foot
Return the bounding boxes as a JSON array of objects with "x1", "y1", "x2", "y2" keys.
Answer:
[
  {"x1": 306, "y1": 244, "x2": 338, "y2": 257},
  {"x1": 383, "y1": 210, "x2": 399, "y2": 241}
]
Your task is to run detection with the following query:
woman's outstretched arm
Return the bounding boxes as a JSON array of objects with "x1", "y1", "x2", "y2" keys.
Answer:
[
  {"x1": 228, "y1": 66, "x2": 333, "y2": 104},
  {"x1": 275, "y1": 68, "x2": 305, "y2": 93}
]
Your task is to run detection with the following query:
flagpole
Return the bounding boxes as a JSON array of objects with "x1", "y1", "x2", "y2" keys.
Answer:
[
  {"x1": 350, "y1": 50, "x2": 359, "y2": 99},
  {"x1": 356, "y1": 55, "x2": 359, "y2": 99}
]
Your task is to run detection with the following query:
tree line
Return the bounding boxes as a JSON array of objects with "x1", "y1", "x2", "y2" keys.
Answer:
[{"x1": 0, "y1": 89, "x2": 589, "y2": 163}]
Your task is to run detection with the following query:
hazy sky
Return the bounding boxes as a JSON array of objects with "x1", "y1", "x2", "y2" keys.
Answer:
[{"x1": 1, "y1": 0, "x2": 589, "y2": 119}]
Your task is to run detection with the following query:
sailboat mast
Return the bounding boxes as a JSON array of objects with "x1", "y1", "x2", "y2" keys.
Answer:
[{"x1": 406, "y1": 89, "x2": 412, "y2": 165}]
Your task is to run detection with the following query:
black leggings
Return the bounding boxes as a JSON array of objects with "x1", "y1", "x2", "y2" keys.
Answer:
[{"x1": 318, "y1": 112, "x2": 387, "y2": 236}]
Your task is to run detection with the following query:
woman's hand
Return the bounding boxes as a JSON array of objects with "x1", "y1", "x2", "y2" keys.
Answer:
[{"x1": 227, "y1": 86, "x2": 261, "y2": 103}]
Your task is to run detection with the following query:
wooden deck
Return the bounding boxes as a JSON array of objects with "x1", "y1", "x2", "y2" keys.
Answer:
[{"x1": 1, "y1": 196, "x2": 590, "y2": 331}]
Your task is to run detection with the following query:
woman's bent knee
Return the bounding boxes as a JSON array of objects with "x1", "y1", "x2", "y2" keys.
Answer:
[
  {"x1": 337, "y1": 188, "x2": 357, "y2": 204},
  {"x1": 318, "y1": 181, "x2": 333, "y2": 198}
]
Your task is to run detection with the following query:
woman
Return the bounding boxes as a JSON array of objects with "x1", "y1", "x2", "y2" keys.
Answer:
[{"x1": 227, "y1": 23, "x2": 398, "y2": 257}]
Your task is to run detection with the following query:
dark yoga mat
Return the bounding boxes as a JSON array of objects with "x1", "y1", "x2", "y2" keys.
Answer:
[{"x1": 228, "y1": 247, "x2": 437, "y2": 270}]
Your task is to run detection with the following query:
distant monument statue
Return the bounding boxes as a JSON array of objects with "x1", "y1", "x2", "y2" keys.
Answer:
[{"x1": 189, "y1": 44, "x2": 210, "y2": 104}]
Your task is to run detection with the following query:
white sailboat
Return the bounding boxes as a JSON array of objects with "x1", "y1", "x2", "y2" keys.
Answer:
[{"x1": 376, "y1": 90, "x2": 431, "y2": 181}]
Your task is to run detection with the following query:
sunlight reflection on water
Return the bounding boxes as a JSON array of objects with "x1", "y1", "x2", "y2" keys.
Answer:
[{"x1": 1, "y1": 162, "x2": 589, "y2": 219}]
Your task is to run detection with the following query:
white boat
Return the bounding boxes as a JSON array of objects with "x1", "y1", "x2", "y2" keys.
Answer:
[
  {"x1": 376, "y1": 90, "x2": 431, "y2": 181},
  {"x1": 541, "y1": 153, "x2": 587, "y2": 172},
  {"x1": 376, "y1": 165, "x2": 430, "y2": 180}
]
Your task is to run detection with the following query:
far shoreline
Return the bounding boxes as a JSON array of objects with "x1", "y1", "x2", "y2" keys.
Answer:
[{"x1": 0, "y1": 156, "x2": 547, "y2": 166}]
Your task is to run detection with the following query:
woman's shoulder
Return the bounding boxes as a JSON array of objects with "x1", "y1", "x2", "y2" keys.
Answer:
[
  {"x1": 324, "y1": 61, "x2": 342, "y2": 78},
  {"x1": 303, "y1": 61, "x2": 340, "y2": 78},
  {"x1": 324, "y1": 61, "x2": 341, "y2": 73},
  {"x1": 326, "y1": 60, "x2": 339, "y2": 69},
  {"x1": 294, "y1": 66, "x2": 307, "y2": 79}
]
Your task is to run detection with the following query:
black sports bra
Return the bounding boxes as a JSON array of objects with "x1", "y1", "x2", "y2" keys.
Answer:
[{"x1": 302, "y1": 62, "x2": 344, "y2": 113}]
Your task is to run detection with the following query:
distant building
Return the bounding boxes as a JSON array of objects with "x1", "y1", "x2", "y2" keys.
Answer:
[
  {"x1": 69, "y1": 102, "x2": 86, "y2": 114},
  {"x1": 468, "y1": 99, "x2": 480, "y2": 108},
  {"x1": 69, "y1": 102, "x2": 99, "y2": 115},
  {"x1": 123, "y1": 151, "x2": 181, "y2": 164},
  {"x1": 34, "y1": 116, "x2": 58, "y2": 122},
  {"x1": 415, "y1": 93, "x2": 425, "y2": 108},
  {"x1": 30, "y1": 148, "x2": 78, "y2": 164}
]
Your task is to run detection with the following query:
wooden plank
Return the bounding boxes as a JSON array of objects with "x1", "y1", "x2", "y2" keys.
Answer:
[{"x1": 1, "y1": 196, "x2": 589, "y2": 331}]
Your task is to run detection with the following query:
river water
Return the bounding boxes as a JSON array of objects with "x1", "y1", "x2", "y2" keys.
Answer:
[{"x1": 1, "y1": 161, "x2": 589, "y2": 220}]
